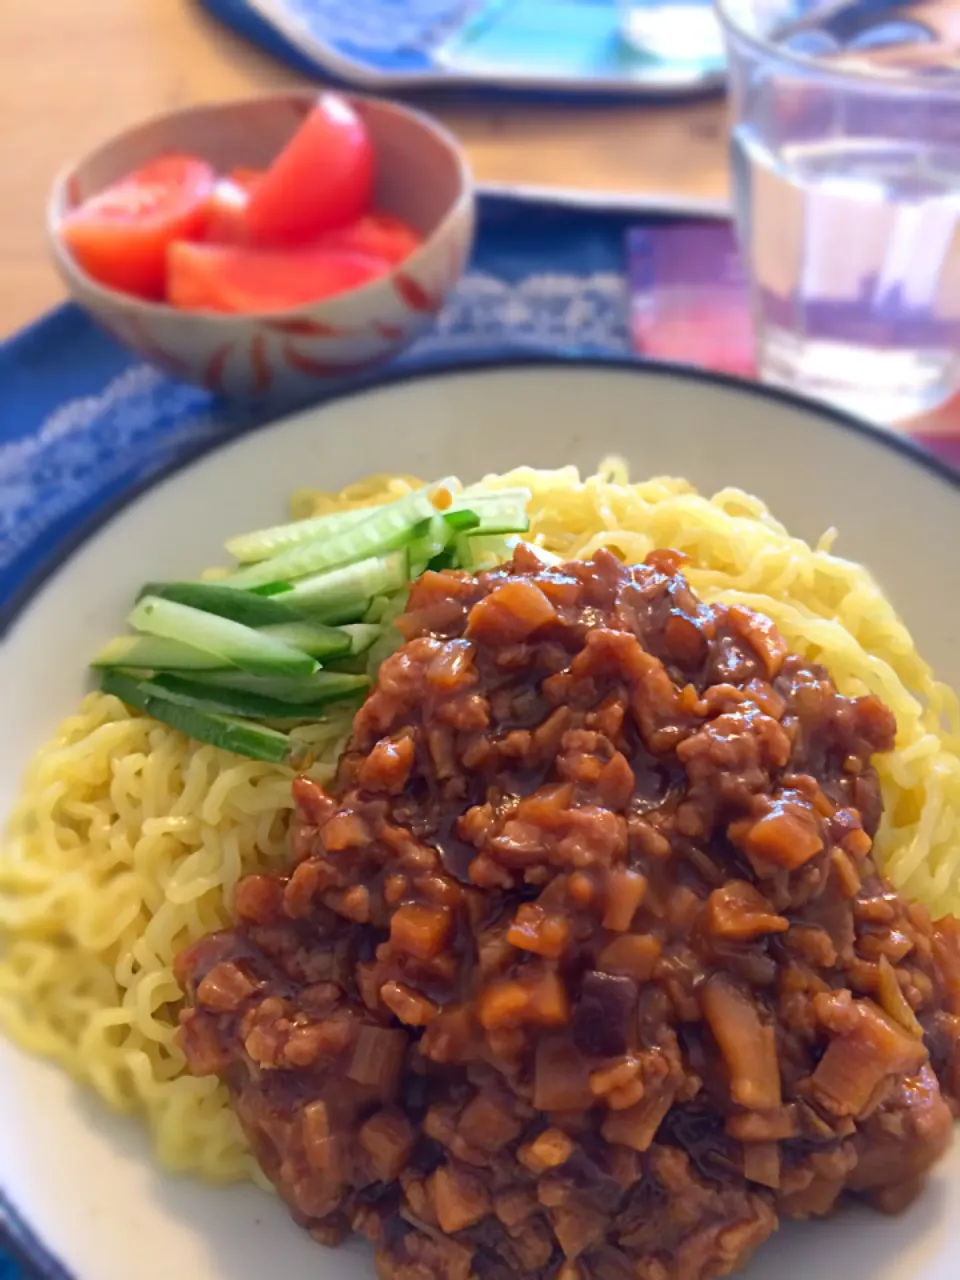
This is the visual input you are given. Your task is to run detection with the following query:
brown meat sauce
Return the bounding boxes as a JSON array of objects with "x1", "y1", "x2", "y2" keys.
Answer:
[{"x1": 177, "y1": 547, "x2": 960, "y2": 1280}]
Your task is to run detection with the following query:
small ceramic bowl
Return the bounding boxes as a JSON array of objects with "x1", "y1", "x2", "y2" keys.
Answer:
[{"x1": 47, "y1": 93, "x2": 475, "y2": 401}]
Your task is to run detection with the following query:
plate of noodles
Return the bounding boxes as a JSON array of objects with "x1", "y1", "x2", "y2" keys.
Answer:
[{"x1": 2, "y1": 357, "x2": 960, "y2": 1280}]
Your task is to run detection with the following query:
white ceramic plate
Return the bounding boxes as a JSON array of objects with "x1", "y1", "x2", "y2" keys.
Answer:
[{"x1": 2, "y1": 360, "x2": 959, "y2": 1280}]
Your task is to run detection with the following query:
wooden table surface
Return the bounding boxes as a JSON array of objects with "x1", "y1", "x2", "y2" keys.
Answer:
[{"x1": 0, "y1": 0, "x2": 729, "y2": 338}]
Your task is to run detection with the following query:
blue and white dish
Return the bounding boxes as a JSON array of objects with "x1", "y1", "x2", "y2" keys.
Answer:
[{"x1": 202, "y1": 0, "x2": 726, "y2": 97}]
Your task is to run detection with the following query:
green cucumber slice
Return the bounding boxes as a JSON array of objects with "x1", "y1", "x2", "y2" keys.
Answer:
[
  {"x1": 91, "y1": 635, "x2": 231, "y2": 672},
  {"x1": 257, "y1": 621, "x2": 352, "y2": 661},
  {"x1": 136, "y1": 673, "x2": 361, "y2": 721},
  {"x1": 136, "y1": 581, "x2": 305, "y2": 625},
  {"x1": 449, "y1": 493, "x2": 530, "y2": 536},
  {"x1": 280, "y1": 549, "x2": 410, "y2": 619},
  {"x1": 100, "y1": 672, "x2": 292, "y2": 763},
  {"x1": 129, "y1": 597, "x2": 317, "y2": 678},
  {"x1": 224, "y1": 485, "x2": 448, "y2": 590},
  {"x1": 226, "y1": 503, "x2": 384, "y2": 564},
  {"x1": 454, "y1": 533, "x2": 513, "y2": 572},
  {"x1": 182, "y1": 670, "x2": 369, "y2": 704}
]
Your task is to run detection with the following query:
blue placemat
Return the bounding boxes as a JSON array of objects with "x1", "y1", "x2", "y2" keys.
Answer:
[{"x1": 199, "y1": 0, "x2": 725, "y2": 96}]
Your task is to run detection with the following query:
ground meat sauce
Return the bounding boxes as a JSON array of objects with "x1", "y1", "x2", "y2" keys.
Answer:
[{"x1": 177, "y1": 547, "x2": 960, "y2": 1280}]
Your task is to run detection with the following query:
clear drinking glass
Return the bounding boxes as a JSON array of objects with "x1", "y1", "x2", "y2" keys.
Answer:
[{"x1": 714, "y1": 0, "x2": 960, "y2": 423}]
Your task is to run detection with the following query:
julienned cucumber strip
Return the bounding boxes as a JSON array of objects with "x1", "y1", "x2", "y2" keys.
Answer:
[
  {"x1": 224, "y1": 485, "x2": 449, "y2": 590},
  {"x1": 279, "y1": 549, "x2": 410, "y2": 618},
  {"x1": 455, "y1": 533, "x2": 513, "y2": 572},
  {"x1": 181, "y1": 670, "x2": 369, "y2": 704},
  {"x1": 258, "y1": 590, "x2": 370, "y2": 625},
  {"x1": 449, "y1": 496, "x2": 530, "y2": 536},
  {"x1": 100, "y1": 672, "x2": 292, "y2": 763},
  {"x1": 137, "y1": 673, "x2": 364, "y2": 720},
  {"x1": 254, "y1": 621, "x2": 379, "y2": 659},
  {"x1": 455, "y1": 533, "x2": 564, "y2": 572},
  {"x1": 129, "y1": 597, "x2": 318, "y2": 678},
  {"x1": 136, "y1": 581, "x2": 305, "y2": 625},
  {"x1": 428, "y1": 548, "x2": 458, "y2": 572},
  {"x1": 226, "y1": 503, "x2": 384, "y2": 564},
  {"x1": 409, "y1": 513, "x2": 454, "y2": 576},
  {"x1": 257, "y1": 621, "x2": 352, "y2": 660},
  {"x1": 91, "y1": 634, "x2": 232, "y2": 671},
  {"x1": 341, "y1": 623, "x2": 381, "y2": 655},
  {"x1": 223, "y1": 485, "x2": 531, "y2": 565},
  {"x1": 443, "y1": 509, "x2": 481, "y2": 532}
]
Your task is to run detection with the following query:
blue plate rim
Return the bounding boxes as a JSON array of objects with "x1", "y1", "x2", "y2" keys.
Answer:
[
  {"x1": 241, "y1": 0, "x2": 727, "y2": 96},
  {"x1": 2, "y1": 351, "x2": 959, "y2": 1280}
]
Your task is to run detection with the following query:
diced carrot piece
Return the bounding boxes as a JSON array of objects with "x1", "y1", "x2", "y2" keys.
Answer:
[
  {"x1": 390, "y1": 903, "x2": 452, "y2": 960},
  {"x1": 432, "y1": 1163, "x2": 491, "y2": 1233},
  {"x1": 322, "y1": 811, "x2": 372, "y2": 852},
  {"x1": 597, "y1": 934, "x2": 661, "y2": 981},
  {"x1": 528, "y1": 971, "x2": 570, "y2": 1025},
  {"x1": 550, "y1": 1204, "x2": 606, "y2": 1260},
  {"x1": 195, "y1": 961, "x2": 258, "y2": 1012},
  {"x1": 478, "y1": 971, "x2": 568, "y2": 1030},
  {"x1": 478, "y1": 981, "x2": 529, "y2": 1030},
  {"x1": 730, "y1": 800, "x2": 823, "y2": 870},
  {"x1": 518, "y1": 1128, "x2": 574, "y2": 1173},
  {"x1": 380, "y1": 980, "x2": 438, "y2": 1026},
  {"x1": 359, "y1": 1108, "x2": 416, "y2": 1181},
  {"x1": 357, "y1": 736, "x2": 415, "y2": 793},
  {"x1": 457, "y1": 1093, "x2": 524, "y2": 1152},
  {"x1": 466, "y1": 579, "x2": 558, "y2": 644},
  {"x1": 701, "y1": 881, "x2": 788, "y2": 941},
  {"x1": 507, "y1": 904, "x2": 570, "y2": 958}
]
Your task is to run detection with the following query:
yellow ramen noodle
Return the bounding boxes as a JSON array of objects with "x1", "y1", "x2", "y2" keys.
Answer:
[{"x1": 2, "y1": 460, "x2": 959, "y2": 1186}]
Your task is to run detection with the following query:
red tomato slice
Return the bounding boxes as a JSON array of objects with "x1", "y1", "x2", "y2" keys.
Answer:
[
  {"x1": 200, "y1": 169, "x2": 266, "y2": 245},
  {"x1": 314, "y1": 213, "x2": 422, "y2": 266},
  {"x1": 228, "y1": 168, "x2": 263, "y2": 190},
  {"x1": 166, "y1": 241, "x2": 391, "y2": 314},
  {"x1": 243, "y1": 94, "x2": 374, "y2": 246},
  {"x1": 61, "y1": 155, "x2": 215, "y2": 299}
]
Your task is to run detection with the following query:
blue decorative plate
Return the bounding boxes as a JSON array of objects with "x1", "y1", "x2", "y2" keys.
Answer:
[{"x1": 201, "y1": 0, "x2": 726, "y2": 96}]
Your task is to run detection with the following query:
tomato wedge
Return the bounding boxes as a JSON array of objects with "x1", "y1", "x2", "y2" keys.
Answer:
[
  {"x1": 313, "y1": 213, "x2": 422, "y2": 266},
  {"x1": 229, "y1": 168, "x2": 263, "y2": 188},
  {"x1": 166, "y1": 241, "x2": 391, "y2": 314},
  {"x1": 243, "y1": 94, "x2": 374, "y2": 246},
  {"x1": 201, "y1": 169, "x2": 263, "y2": 245},
  {"x1": 61, "y1": 155, "x2": 215, "y2": 299}
]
